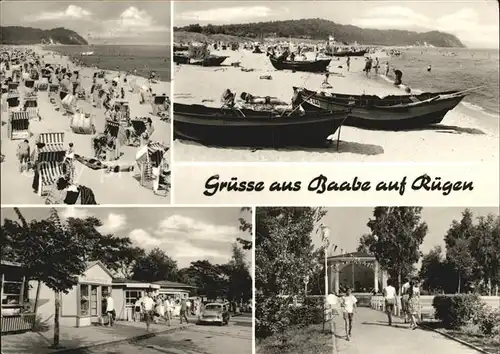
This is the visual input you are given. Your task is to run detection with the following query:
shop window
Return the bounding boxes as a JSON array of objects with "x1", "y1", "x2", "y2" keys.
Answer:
[
  {"x1": 80, "y1": 284, "x2": 89, "y2": 316},
  {"x1": 2, "y1": 281, "x2": 22, "y2": 306},
  {"x1": 125, "y1": 290, "x2": 141, "y2": 306}
]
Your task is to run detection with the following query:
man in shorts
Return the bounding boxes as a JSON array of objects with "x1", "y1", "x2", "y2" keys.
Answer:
[
  {"x1": 341, "y1": 288, "x2": 357, "y2": 341},
  {"x1": 384, "y1": 279, "x2": 397, "y2": 326},
  {"x1": 142, "y1": 291, "x2": 155, "y2": 332}
]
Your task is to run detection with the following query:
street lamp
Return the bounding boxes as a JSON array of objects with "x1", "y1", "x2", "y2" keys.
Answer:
[{"x1": 321, "y1": 226, "x2": 331, "y2": 295}]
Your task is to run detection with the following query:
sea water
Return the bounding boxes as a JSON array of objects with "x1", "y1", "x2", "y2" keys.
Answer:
[
  {"x1": 45, "y1": 44, "x2": 171, "y2": 82},
  {"x1": 376, "y1": 47, "x2": 499, "y2": 131}
]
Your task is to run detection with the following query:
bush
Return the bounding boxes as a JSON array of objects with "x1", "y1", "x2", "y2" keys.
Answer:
[
  {"x1": 433, "y1": 294, "x2": 485, "y2": 329},
  {"x1": 288, "y1": 297, "x2": 324, "y2": 327},
  {"x1": 476, "y1": 307, "x2": 500, "y2": 337},
  {"x1": 255, "y1": 294, "x2": 292, "y2": 339}
]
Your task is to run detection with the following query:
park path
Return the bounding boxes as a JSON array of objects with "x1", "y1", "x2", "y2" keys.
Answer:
[{"x1": 332, "y1": 308, "x2": 479, "y2": 354}]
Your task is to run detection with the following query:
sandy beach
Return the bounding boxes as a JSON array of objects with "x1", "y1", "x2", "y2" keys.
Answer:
[
  {"x1": 1, "y1": 45, "x2": 171, "y2": 204},
  {"x1": 173, "y1": 49, "x2": 499, "y2": 163}
]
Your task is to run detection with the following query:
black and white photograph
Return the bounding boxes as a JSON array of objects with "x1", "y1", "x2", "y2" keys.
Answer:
[
  {"x1": 255, "y1": 206, "x2": 499, "y2": 354},
  {"x1": 173, "y1": 1, "x2": 499, "y2": 162},
  {"x1": 0, "y1": 206, "x2": 253, "y2": 354},
  {"x1": 0, "y1": 1, "x2": 171, "y2": 204}
]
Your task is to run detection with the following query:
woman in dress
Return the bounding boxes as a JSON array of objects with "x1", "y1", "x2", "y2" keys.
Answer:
[{"x1": 407, "y1": 279, "x2": 421, "y2": 330}]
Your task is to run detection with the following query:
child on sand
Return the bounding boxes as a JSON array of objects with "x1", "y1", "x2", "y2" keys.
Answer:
[{"x1": 341, "y1": 288, "x2": 357, "y2": 341}]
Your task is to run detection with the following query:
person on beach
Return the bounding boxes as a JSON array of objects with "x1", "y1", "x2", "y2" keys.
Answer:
[
  {"x1": 106, "y1": 294, "x2": 114, "y2": 327},
  {"x1": 408, "y1": 280, "x2": 421, "y2": 330},
  {"x1": 393, "y1": 69, "x2": 403, "y2": 86},
  {"x1": 401, "y1": 278, "x2": 410, "y2": 323},
  {"x1": 16, "y1": 139, "x2": 30, "y2": 173},
  {"x1": 322, "y1": 73, "x2": 331, "y2": 88},
  {"x1": 374, "y1": 57, "x2": 379, "y2": 75},
  {"x1": 346, "y1": 57, "x2": 350, "y2": 71},
  {"x1": 142, "y1": 292, "x2": 155, "y2": 332},
  {"x1": 179, "y1": 298, "x2": 189, "y2": 324},
  {"x1": 30, "y1": 141, "x2": 45, "y2": 194},
  {"x1": 427, "y1": 64, "x2": 432, "y2": 72},
  {"x1": 383, "y1": 279, "x2": 397, "y2": 326},
  {"x1": 385, "y1": 62, "x2": 390, "y2": 76},
  {"x1": 364, "y1": 57, "x2": 372, "y2": 77},
  {"x1": 341, "y1": 288, "x2": 357, "y2": 341}
]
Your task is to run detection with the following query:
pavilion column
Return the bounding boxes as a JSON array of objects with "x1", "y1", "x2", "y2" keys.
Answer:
[
  {"x1": 328, "y1": 265, "x2": 334, "y2": 294},
  {"x1": 334, "y1": 264, "x2": 340, "y2": 294},
  {"x1": 374, "y1": 261, "x2": 379, "y2": 293}
]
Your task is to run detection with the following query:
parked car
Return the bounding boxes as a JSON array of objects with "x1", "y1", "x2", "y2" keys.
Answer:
[{"x1": 198, "y1": 303, "x2": 230, "y2": 326}]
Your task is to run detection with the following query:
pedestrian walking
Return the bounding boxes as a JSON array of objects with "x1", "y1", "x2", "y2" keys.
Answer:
[
  {"x1": 105, "y1": 294, "x2": 114, "y2": 327},
  {"x1": 142, "y1": 291, "x2": 155, "y2": 332},
  {"x1": 164, "y1": 296, "x2": 172, "y2": 326},
  {"x1": 408, "y1": 279, "x2": 421, "y2": 330},
  {"x1": 179, "y1": 298, "x2": 189, "y2": 324},
  {"x1": 383, "y1": 279, "x2": 397, "y2": 326},
  {"x1": 341, "y1": 288, "x2": 357, "y2": 341},
  {"x1": 134, "y1": 297, "x2": 143, "y2": 322},
  {"x1": 401, "y1": 279, "x2": 411, "y2": 323},
  {"x1": 326, "y1": 290, "x2": 339, "y2": 334}
]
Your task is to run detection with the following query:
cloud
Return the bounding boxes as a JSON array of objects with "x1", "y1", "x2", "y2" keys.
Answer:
[
  {"x1": 129, "y1": 229, "x2": 162, "y2": 247},
  {"x1": 98, "y1": 213, "x2": 127, "y2": 234},
  {"x1": 155, "y1": 215, "x2": 240, "y2": 241},
  {"x1": 97, "y1": 6, "x2": 168, "y2": 38},
  {"x1": 59, "y1": 207, "x2": 90, "y2": 220},
  {"x1": 351, "y1": 6, "x2": 499, "y2": 48},
  {"x1": 177, "y1": 6, "x2": 273, "y2": 23},
  {"x1": 28, "y1": 5, "x2": 92, "y2": 22}
]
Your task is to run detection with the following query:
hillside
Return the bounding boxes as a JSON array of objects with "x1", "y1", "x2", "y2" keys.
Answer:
[
  {"x1": 174, "y1": 18, "x2": 465, "y2": 48},
  {"x1": 0, "y1": 26, "x2": 88, "y2": 45}
]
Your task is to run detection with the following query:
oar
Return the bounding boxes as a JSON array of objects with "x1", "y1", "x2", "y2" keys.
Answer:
[{"x1": 284, "y1": 90, "x2": 319, "y2": 117}]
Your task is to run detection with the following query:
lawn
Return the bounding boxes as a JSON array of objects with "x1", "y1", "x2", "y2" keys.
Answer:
[
  {"x1": 421, "y1": 321, "x2": 500, "y2": 354},
  {"x1": 256, "y1": 324, "x2": 334, "y2": 354}
]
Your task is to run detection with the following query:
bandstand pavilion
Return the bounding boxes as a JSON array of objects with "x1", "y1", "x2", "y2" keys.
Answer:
[{"x1": 327, "y1": 251, "x2": 388, "y2": 294}]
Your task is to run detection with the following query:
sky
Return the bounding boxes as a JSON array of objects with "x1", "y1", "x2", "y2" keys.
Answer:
[
  {"x1": 1, "y1": 207, "x2": 252, "y2": 268},
  {"x1": 309, "y1": 207, "x2": 499, "y2": 262},
  {"x1": 174, "y1": 0, "x2": 499, "y2": 48},
  {"x1": 1, "y1": 1, "x2": 171, "y2": 45}
]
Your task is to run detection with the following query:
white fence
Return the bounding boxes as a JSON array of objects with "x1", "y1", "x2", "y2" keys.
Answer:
[{"x1": 370, "y1": 295, "x2": 500, "y2": 320}]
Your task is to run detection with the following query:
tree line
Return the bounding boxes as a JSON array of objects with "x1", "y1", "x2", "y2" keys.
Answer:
[{"x1": 174, "y1": 19, "x2": 465, "y2": 47}]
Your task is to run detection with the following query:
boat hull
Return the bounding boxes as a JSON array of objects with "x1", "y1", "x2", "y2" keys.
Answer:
[
  {"x1": 269, "y1": 57, "x2": 331, "y2": 73},
  {"x1": 330, "y1": 50, "x2": 367, "y2": 57},
  {"x1": 173, "y1": 103, "x2": 350, "y2": 148},
  {"x1": 296, "y1": 89, "x2": 465, "y2": 130}
]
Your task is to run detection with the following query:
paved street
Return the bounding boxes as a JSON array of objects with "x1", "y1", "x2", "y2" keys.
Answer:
[
  {"x1": 333, "y1": 308, "x2": 479, "y2": 354},
  {"x1": 87, "y1": 314, "x2": 252, "y2": 354}
]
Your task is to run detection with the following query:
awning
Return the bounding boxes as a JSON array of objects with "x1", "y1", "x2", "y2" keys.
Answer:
[{"x1": 10, "y1": 111, "x2": 29, "y2": 121}]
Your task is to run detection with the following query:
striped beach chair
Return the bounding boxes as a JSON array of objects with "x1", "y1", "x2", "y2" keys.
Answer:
[
  {"x1": 103, "y1": 119, "x2": 121, "y2": 160},
  {"x1": 23, "y1": 95, "x2": 39, "y2": 120},
  {"x1": 136, "y1": 142, "x2": 170, "y2": 195},
  {"x1": 7, "y1": 111, "x2": 30, "y2": 140},
  {"x1": 35, "y1": 132, "x2": 66, "y2": 196}
]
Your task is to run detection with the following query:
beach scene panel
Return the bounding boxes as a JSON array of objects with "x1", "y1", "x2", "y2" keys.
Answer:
[
  {"x1": 172, "y1": 1, "x2": 499, "y2": 163},
  {"x1": 1, "y1": 1, "x2": 172, "y2": 204}
]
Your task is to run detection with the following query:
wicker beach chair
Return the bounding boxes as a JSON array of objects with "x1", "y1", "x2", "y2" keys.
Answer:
[
  {"x1": 151, "y1": 94, "x2": 170, "y2": 120},
  {"x1": 48, "y1": 84, "x2": 59, "y2": 104},
  {"x1": 7, "y1": 111, "x2": 30, "y2": 140},
  {"x1": 37, "y1": 77, "x2": 49, "y2": 91},
  {"x1": 135, "y1": 142, "x2": 170, "y2": 196},
  {"x1": 35, "y1": 132, "x2": 66, "y2": 196},
  {"x1": 23, "y1": 94, "x2": 40, "y2": 120},
  {"x1": 6, "y1": 91, "x2": 21, "y2": 110},
  {"x1": 101, "y1": 119, "x2": 121, "y2": 161}
]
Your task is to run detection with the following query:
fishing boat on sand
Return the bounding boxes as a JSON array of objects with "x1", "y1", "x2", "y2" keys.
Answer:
[
  {"x1": 294, "y1": 87, "x2": 469, "y2": 130},
  {"x1": 173, "y1": 102, "x2": 351, "y2": 147},
  {"x1": 269, "y1": 55, "x2": 331, "y2": 73},
  {"x1": 328, "y1": 49, "x2": 367, "y2": 57},
  {"x1": 174, "y1": 43, "x2": 228, "y2": 66}
]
